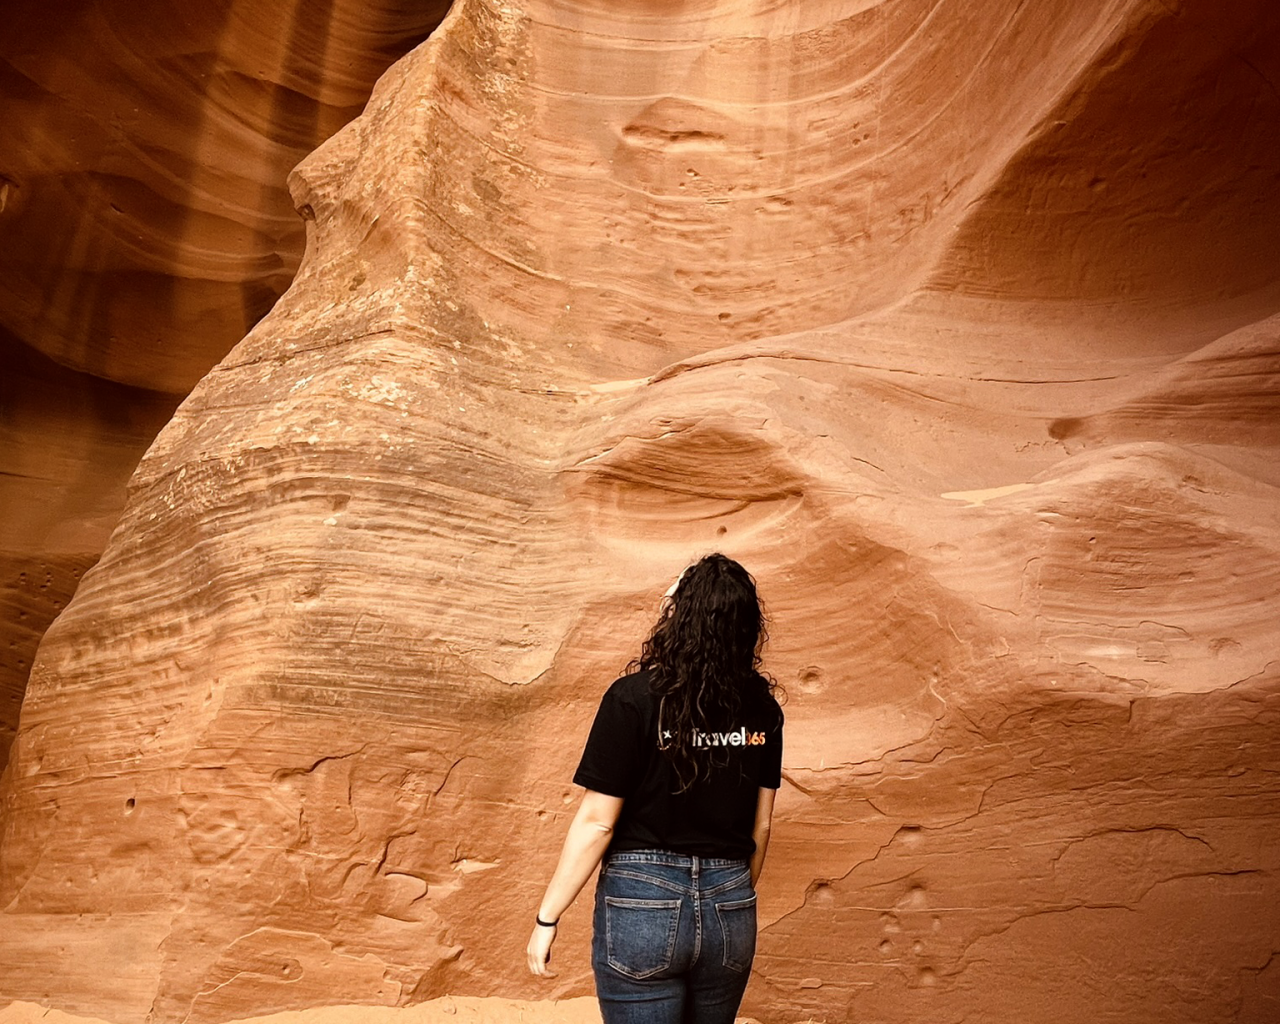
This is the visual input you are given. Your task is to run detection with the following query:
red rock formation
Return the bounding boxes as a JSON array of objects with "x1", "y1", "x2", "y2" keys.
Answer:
[
  {"x1": 2, "y1": 0, "x2": 1279, "y2": 1022},
  {"x1": 0, "y1": 998, "x2": 604, "y2": 1024},
  {"x1": 0, "y1": 341, "x2": 178, "y2": 773},
  {"x1": 1, "y1": 0, "x2": 453, "y2": 390},
  {"x1": 0, "y1": 0, "x2": 451, "y2": 769}
]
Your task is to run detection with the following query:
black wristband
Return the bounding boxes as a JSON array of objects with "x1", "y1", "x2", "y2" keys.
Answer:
[{"x1": 536, "y1": 915, "x2": 558, "y2": 928}]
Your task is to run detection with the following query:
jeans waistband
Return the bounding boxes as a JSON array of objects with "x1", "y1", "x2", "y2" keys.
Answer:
[{"x1": 605, "y1": 849, "x2": 748, "y2": 871}]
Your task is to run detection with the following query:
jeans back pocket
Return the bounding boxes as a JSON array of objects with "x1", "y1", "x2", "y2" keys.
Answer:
[
  {"x1": 604, "y1": 896, "x2": 682, "y2": 980},
  {"x1": 714, "y1": 893, "x2": 757, "y2": 973}
]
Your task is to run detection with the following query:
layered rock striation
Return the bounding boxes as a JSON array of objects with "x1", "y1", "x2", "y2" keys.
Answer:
[
  {"x1": 0, "y1": 0, "x2": 451, "y2": 770},
  {"x1": 2, "y1": 1, "x2": 1279, "y2": 1022}
]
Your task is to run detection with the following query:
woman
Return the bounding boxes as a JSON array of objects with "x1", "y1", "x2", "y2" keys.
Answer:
[{"x1": 527, "y1": 553, "x2": 784, "y2": 1024}]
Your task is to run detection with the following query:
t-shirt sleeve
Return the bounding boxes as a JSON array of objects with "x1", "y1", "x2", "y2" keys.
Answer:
[
  {"x1": 573, "y1": 680, "x2": 644, "y2": 798},
  {"x1": 759, "y1": 704, "x2": 784, "y2": 789}
]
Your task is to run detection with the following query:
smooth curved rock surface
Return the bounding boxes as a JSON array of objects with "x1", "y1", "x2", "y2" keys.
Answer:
[
  {"x1": 0, "y1": 0, "x2": 451, "y2": 391},
  {"x1": 2, "y1": 1, "x2": 1279, "y2": 1022}
]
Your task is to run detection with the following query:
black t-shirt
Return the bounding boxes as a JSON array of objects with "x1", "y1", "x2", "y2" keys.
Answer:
[{"x1": 573, "y1": 669, "x2": 784, "y2": 859}]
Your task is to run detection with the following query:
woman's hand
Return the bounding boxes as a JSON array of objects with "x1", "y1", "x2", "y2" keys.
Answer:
[{"x1": 526, "y1": 921, "x2": 558, "y2": 977}]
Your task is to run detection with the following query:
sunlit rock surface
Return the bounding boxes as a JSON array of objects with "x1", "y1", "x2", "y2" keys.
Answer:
[
  {"x1": 0, "y1": 0, "x2": 450, "y2": 770},
  {"x1": 2, "y1": 0, "x2": 1279, "y2": 1022}
]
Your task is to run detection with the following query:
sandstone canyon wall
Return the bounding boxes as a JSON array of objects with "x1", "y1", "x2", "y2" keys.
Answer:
[
  {"x1": 3, "y1": 1, "x2": 1280, "y2": 1023},
  {"x1": 0, "y1": 0, "x2": 451, "y2": 771}
]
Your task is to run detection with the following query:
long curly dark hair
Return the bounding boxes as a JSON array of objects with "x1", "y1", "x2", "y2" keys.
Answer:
[{"x1": 630, "y1": 553, "x2": 777, "y2": 791}]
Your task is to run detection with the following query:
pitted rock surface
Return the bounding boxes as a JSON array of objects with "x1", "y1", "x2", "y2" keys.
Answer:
[{"x1": 2, "y1": 1, "x2": 1278, "y2": 1022}]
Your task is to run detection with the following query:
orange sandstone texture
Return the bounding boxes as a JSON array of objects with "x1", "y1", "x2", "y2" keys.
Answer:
[
  {"x1": 0, "y1": 0, "x2": 451, "y2": 770},
  {"x1": 0, "y1": 999, "x2": 604, "y2": 1024},
  {"x1": 3, "y1": 1, "x2": 1280, "y2": 1023}
]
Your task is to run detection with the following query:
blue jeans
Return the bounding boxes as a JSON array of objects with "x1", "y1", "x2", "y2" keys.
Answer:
[{"x1": 592, "y1": 850, "x2": 757, "y2": 1024}]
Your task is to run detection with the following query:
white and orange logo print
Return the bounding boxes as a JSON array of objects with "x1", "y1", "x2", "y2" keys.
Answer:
[{"x1": 691, "y1": 727, "x2": 768, "y2": 748}]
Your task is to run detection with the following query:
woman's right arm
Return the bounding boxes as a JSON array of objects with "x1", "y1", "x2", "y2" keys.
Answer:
[
  {"x1": 748, "y1": 786, "x2": 777, "y2": 887},
  {"x1": 527, "y1": 788, "x2": 624, "y2": 977}
]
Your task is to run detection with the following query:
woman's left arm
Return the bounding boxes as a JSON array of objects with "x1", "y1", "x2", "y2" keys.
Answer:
[{"x1": 527, "y1": 788, "x2": 624, "y2": 977}]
